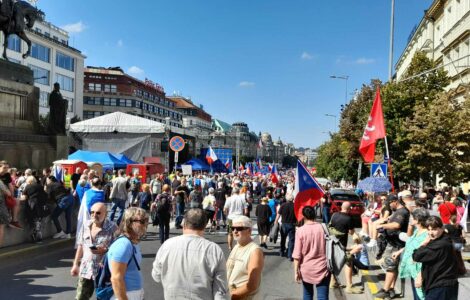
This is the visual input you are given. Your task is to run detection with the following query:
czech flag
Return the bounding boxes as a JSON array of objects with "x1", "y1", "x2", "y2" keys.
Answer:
[
  {"x1": 245, "y1": 163, "x2": 253, "y2": 176},
  {"x1": 206, "y1": 146, "x2": 218, "y2": 165},
  {"x1": 239, "y1": 163, "x2": 244, "y2": 171},
  {"x1": 268, "y1": 164, "x2": 273, "y2": 172},
  {"x1": 257, "y1": 139, "x2": 263, "y2": 149},
  {"x1": 271, "y1": 165, "x2": 279, "y2": 184},
  {"x1": 294, "y1": 160, "x2": 325, "y2": 221},
  {"x1": 225, "y1": 159, "x2": 231, "y2": 170}
]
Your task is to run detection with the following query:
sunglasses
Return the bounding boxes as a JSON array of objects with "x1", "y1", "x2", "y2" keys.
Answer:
[
  {"x1": 232, "y1": 226, "x2": 249, "y2": 232},
  {"x1": 132, "y1": 219, "x2": 148, "y2": 224},
  {"x1": 91, "y1": 211, "x2": 102, "y2": 215}
]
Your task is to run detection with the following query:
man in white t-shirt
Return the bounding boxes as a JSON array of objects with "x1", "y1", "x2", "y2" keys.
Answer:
[{"x1": 224, "y1": 187, "x2": 248, "y2": 250}]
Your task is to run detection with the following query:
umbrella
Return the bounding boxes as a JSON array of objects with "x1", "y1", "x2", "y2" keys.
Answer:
[{"x1": 357, "y1": 177, "x2": 392, "y2": 193}]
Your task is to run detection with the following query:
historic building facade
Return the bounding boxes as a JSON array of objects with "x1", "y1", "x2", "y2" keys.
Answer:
[
  {"x1": 82, "y1": 67, "x2": 183, "y2": 128},
  {"x1": 167, "y1": 95, "x2": 213, "y2": 154},
  {"x1": 395, "y1": 0, "x2": 470, "y2": 97},
  {"x1": 1, "y1": 19, "x2": 85, "y2": 120}
]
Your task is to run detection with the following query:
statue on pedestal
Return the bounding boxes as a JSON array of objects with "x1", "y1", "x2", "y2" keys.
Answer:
[
  {"x1": 48, "y1": 82, "x2": 68, "y2": 136},
  {"x1": 0, "y1": 0, "x2": 44, "y2": 60}
]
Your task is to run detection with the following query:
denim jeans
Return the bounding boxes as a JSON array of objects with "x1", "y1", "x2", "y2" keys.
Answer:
[
  {"x1": 175, "y1": 202, "x2": 185, "y2": 227},
  {"x1": 281, "y1": 223, "x2": 296, "y2": 259},
  {"x1": 109, "y1": 198, "x2": 126, "y2": 225},
  {"x1": 322, "y1": 207, "x2": 331, "y2": 224},
  {"x1": 51, "y1": 195, "x2": 73, "y2": 234},
  {"x1": 302, "y1": 274, "x2": 330, "y2": 300},
  {"x1": 425, "y1": 284, "x2": 458, "y2": 300}
]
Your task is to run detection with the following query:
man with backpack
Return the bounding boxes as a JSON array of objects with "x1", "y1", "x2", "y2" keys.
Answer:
[
  {"x1": 71, "y1": 202, "x2": 118, "y2": 300},
  {"x1": 154, "y1": 184, "x2": 172, "y2": 244}
]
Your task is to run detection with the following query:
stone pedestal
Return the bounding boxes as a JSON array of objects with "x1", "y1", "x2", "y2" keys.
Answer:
[
  {"x1": 0, "y1": 60, "x2": 60, "y2": 169},
  {"x1": 55, "y1": 135, "x2": 69, "y2": 160}
]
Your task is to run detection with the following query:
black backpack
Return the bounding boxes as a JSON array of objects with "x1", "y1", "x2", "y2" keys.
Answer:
[
  {"x1": 156, "y1": 193, "x2": 171, "y2": 214},
  {"x1": 95, "y1": 236, "x2": 140, "y2": 300}
]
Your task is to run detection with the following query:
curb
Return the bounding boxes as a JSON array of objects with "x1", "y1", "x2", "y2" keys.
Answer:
[{"x1": 0, "y1": 237, "x2": 75, "y2": 263}]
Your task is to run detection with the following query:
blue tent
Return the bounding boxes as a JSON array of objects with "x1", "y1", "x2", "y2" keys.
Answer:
[
  {"x1": 112, "y1": 153, "x2": 136, "y2": 164},
  {"x1": 178, "y1": 158, "x2": 210, "y2": 171},
  {"x1": 69, "y1": 150, "x2": 127, "y2": 170}
]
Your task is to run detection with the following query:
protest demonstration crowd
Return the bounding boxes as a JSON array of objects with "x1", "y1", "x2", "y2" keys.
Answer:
[{"x1": 0, "y1": 156, "x2": 469, "y2": 300}]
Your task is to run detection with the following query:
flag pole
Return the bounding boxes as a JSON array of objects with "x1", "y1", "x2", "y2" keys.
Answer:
[{"x1": 384, "y1": 136, "x2": 395, "y2": 193}]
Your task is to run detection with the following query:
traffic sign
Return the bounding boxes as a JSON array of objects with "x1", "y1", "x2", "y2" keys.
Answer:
[
  {"x1": 169, "y1": 136, "x2": 185, "y2": 152},
  {"x1": 371, "y1": 163, "x2": 387, "y2": 178}
]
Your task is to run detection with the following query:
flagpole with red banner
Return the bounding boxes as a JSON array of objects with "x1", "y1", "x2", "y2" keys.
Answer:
[{"x1": 359, "y1": 87, "x2": 395, "y2": 192}]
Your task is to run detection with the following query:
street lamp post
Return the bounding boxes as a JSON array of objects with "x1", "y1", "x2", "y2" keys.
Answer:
[
  {"x1": 325, "y1": 114, "x2": 337, "y2": 132},
  {"x1": 164, "y1": 117, "x2": 170, "y2": 173},
  {"x1": 330, "y1": 75, "x2": 349, "y2": 105}
]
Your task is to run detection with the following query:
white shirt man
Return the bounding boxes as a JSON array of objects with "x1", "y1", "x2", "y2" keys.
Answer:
[{"x1": 152, "y1": 209, "x2": 229, "y2": 299}]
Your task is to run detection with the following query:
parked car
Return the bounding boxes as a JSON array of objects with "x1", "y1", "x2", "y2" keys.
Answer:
[{"x1": 328, "y1": 189, "x2": 365, "y2": 225}]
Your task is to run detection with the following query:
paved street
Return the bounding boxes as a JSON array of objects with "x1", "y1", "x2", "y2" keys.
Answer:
[{"x1": 0, "y1": 219, "x2": 368, "y2": 300}]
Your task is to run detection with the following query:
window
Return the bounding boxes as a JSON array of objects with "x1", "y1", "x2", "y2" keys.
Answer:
[
  {"x1": 35, "y1": 28, "x2": 42, "y2": 34},
  {"x1": 44, "y1": 32, "x2": 50, "y2": 38},
  {"x1": 110, "y1": 98, "x2": 117, "y2": 106},
  {"x1": 39, "y1": 91, "x2": 49, "y2": 108},
  {"x1": 87, "y1": 83, "x2": 102, "y2": 91},
  {"x1": 64, "y1": 96, "x2": 73, "y2": 112},
  {"x1": 93, "y1": 97, "x2": 101, "y2": 105},
  {"x1": 31, "y1": 43, "x2": 50, "y2": 62},
  {"x1": 53, "y1": 36, "x2": 59, "y2": 41},
  {"x1": 29, "y1": 65, "x2": 50, "y2": 85},
  {"x1": 103, "y1": 98, "x2": 110, "y2": 106},
  {"x1": 56, "y1": 52, "x2": 74, "y2": 71},
  {"x1": 61, "y1": 39, "x2": 67, "y2": 45},
  {"x1": 126, "y1": 100, "x2": 133, "y2": 107},
  {"x1": 55, "y1": 74, "x2": 74, "y2": 92},
  {"x1": 7, "y1": 34, "x2": 21, "y2": 52},
  {"x1": 135, "y1": 100, "x2": 141, "y2": 108}
]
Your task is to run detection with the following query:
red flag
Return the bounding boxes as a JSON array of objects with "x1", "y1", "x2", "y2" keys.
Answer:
[{"x1": 359, "y1": 88, "x2": 386, "y2": 163}]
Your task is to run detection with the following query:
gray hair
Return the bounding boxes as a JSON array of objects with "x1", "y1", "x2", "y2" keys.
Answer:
[
  {"x1": 232, "y1": 187, "x2": 240, "y2": 194},
  {"x1": 233, "y1": 215, "x2": 252, "y2": 228},
  {"x1": 412, "y1": 208, "x2": 429, "y2": 227},
  {"x1": 184, "y1": 209, "x2": 207, "y2": 230},
  {"x1": 209, "y1": 187, "x2": 215, "y2": 194}
]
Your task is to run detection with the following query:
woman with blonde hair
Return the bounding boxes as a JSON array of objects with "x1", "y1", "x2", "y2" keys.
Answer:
[{"x1": 108, "y1": 207, "x2": 148, "y2": 300}]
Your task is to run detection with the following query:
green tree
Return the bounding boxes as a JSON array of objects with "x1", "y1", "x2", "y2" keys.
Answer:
[{"x1": 382, "y1": 51, "x2": 450, "y2": 182}]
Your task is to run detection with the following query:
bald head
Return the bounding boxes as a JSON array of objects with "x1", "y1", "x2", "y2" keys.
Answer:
[
  {"x1": 341, "y1": 201, "x2": 351, "y2": 212},
  {"x1": 90, "y1": 202, "x2": 107, "y2": 225}
]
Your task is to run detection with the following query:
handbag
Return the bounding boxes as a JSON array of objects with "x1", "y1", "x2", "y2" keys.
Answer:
[{"x1": 5, "y1": 195, "x2": 16, "y2": 209}]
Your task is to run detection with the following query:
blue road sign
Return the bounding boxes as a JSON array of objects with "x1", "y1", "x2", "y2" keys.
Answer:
[{"x1": 371, "y1": 163, "x2": 387, "y2": 178}]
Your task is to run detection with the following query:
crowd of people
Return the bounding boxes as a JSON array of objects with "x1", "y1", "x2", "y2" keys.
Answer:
[{"x1": 0, "y1": 159, "x2": 469, "y2": 300}]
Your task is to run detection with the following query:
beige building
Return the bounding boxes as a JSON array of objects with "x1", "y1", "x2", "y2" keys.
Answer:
[
  {"x1": 395, "y1": 0, "x2": 470, "y2": 98},
  {"x1": 1, "y1": 19, "x2": 85, "y2": 120}
]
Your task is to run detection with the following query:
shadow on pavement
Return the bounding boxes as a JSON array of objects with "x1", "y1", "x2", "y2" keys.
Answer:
[{"x1": 0, "y1": 251, "x2": 75, "y2": 298}]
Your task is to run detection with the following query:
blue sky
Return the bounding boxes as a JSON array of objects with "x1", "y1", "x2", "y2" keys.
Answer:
[{"x1": 38, "y1": 0, "x2": 432, "y2": 148}]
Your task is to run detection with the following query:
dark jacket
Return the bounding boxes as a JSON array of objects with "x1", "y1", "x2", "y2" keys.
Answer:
[{"x1": 412, "y1": 234, "x2": 458, "y2": 292}]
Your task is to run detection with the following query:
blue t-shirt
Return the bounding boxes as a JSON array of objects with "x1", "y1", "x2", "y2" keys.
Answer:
[
  {"x1": 85, "y1": 189, "x2": 105, "y2": 213},
  {"x1": 107, "y1": 237, "x2": 143, "y2": 291},
  {"x1": 268, "y1": 199, "x2": 279, "y2": 223},
  {"x1": 355, "y1": 245, "x2": 369, "y2": 266},
  {"x1": 76, "y1": 183, "x2": 90, "y2": 203}
]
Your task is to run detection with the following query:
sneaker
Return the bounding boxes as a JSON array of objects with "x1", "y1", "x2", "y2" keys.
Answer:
[
  {"x1": 9, "y1": 221, "x2": 23, "y2": 230},
  {"x1": 373, "y1": 288, "x2": 390, "y2": 298},
  {"x1": 366, "y1": 239, "x2": 377, "y2": 248},
  {"x1": 389, "y1": 289, "x2": 396, "y2": 298},
  {"x1": 53, "y1": 231, "x2": 66, "y2": 239},
  {"x1": 345, "y1": 286, "x2": 363, "y2": 294},
  {"x1": 359, "y1": 230, "x2": 368, "y2": 237},
  {"x1": 62, "y1": 233, "x2": 71, "y2": 239}
]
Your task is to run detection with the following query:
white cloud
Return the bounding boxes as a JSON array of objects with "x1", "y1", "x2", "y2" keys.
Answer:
[
  {"x1": 301, "y1": 51, "x2": 314, "y2": 60},
  {"x1": 61, "y1": 21, "x2": 86, "y2": 34},
  {"x1": 117, "y1": 39, "x2": 123, "y2": 47},
  {"x1": 239, "y1": 81, "x2": 255, "y2": 88},
  {"x1": 354, "y1": 57, "x2": 376, "y2": 64},
  {"x1": 127, "y1": 66, "x2": 144, "y2": 76}
]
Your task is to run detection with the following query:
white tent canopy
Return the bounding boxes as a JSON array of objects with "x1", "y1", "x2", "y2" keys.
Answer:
[{"x1": 70, "y1": 112, "x2": 166, "y2": 133}]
